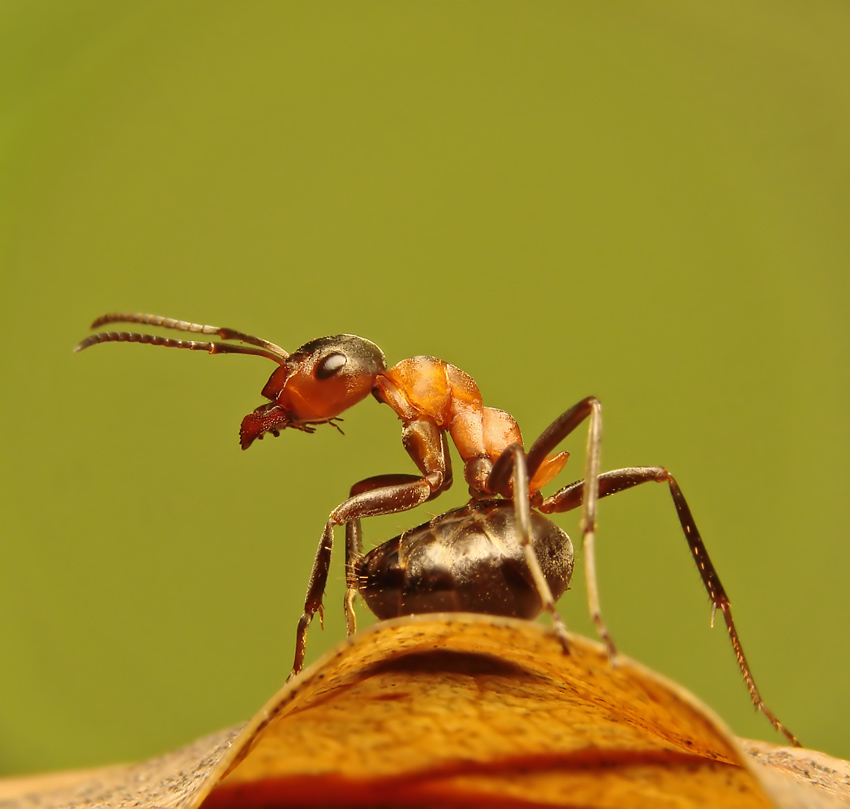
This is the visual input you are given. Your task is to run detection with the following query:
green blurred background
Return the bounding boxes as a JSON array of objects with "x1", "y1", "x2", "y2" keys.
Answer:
[{"x1": 2, "y1": 2, "x2": 848, "y2": 776}]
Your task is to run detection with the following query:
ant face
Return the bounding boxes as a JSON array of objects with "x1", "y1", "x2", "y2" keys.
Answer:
[{"x1": 240, "y1": 334, "x2": 387, "y2": 449}]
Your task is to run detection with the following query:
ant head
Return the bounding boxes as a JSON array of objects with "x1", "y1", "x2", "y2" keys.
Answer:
[
  {"x1": 240, "y1": 334, "x2": 387, "y2": 449},
  {"x1": 75, "y1": 314, "x2": 387, "y2": 452}
]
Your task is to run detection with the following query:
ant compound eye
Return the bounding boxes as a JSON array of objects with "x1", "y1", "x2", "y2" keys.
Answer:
[{"x1": 315, "y1": 352, "x2": 347, "y2": 380}]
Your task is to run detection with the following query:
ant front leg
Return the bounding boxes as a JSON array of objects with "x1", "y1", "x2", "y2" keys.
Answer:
[
  {"x1": 290, "y1": 475, "x2": 442, "y2": 677},
  {"x1": 488, "y1": 445, "x2": 572, "y2": 654},
  {"x1": 524, "y1": 397, "x2": 613, "y2": 654},
  {"x1": 541, "y1": 466, "x2": 800, "y2": 747},
  {"x1": 343, "y1": 473, "x2": 426, "y2": 636},
  {"x1": 289, "y1": 420, "x2": 451, "y2": 678}
]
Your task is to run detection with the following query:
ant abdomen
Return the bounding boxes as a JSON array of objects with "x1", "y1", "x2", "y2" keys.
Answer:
[{"x1": 356, "y1": 500, "x2": 574, "y2": 621}]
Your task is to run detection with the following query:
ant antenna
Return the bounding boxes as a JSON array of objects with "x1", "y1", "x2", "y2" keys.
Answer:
[{"x1": 74, "y1": 312, "x2": 289, "y2": 365}]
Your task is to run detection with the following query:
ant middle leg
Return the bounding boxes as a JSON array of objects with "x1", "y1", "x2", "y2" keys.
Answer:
[
  {"x1": 487, "y1": 444, "x2": 572, "y2": 654},
  {"x1": 540, "y1": 466, "x2": 800, "y2": 747}
]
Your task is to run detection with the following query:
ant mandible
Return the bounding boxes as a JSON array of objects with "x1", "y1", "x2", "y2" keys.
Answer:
[{"x1": 75, "y1": 312, "x2": 799, "y2": 746}]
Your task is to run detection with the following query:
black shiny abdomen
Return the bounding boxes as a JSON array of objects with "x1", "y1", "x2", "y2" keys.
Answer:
[{"x1": 355, "y1": 500, "x2": 574, "y2": 621}]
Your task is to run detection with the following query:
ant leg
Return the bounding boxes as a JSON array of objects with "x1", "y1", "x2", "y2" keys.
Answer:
[
  {"x1": 342, "y1": 486, "x2": 368, "y2": 639},
  {"x1": 289, "y1": 474, "x2": 443, "y2": 678},
  {"x1": 541, "y1": 466, "x2": 800, "y2": 747},
  {"x1": 488, "y1": 445, "x2": 571, "y2": 654},
  {"x1": 289, "y1": 420, "x2": 452, "y2": 678},
  {"x1": 344, "y1": 522, "x2": 361, "y2": 637},
  {"x1": 344, "y1": 474, "x2": 424, "y2": 636},
  {"x1": 525, "y1": 398, "x2": 612, "y2": 654},
  {"x1": 290, "y1": 521, "x2": 335, "y2": 679}
]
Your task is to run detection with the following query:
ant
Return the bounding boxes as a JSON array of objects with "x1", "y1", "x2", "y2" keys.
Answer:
[{"x1": 75, "y1": 312, "x2": 799, "y2": 746}]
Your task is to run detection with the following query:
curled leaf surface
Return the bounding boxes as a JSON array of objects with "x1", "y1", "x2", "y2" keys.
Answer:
[{"x1": 1, "y1": 615, "x2": 844, "y2": 809}]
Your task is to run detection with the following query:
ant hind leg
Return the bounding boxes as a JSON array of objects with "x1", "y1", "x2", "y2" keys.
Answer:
[{"x1": 540, "y1": 465, "x2": 800, "y2": 747}]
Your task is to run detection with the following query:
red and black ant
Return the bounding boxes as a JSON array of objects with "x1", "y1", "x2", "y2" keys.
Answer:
[{"x1": 75, "y1": 312, "x2": 799, "y2": 746}]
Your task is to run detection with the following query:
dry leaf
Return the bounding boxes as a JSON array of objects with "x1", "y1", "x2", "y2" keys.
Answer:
[
  {"x1": 1, "y1": 614, "x2": 846, "y2": 809},
  {"x1": 743, "y1": 741, "x2": 850, "y2": 808}
]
